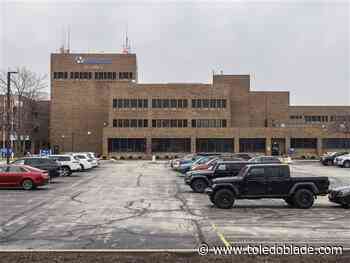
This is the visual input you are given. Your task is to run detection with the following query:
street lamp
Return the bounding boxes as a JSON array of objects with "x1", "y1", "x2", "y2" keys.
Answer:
[{"x1": 6, "y1": 71, "x2": 18, "y2": 164}]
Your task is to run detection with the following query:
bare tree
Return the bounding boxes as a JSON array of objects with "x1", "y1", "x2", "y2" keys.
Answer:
[{"x1": 0, "y1": 67, "x2": 48, "y2": 154}]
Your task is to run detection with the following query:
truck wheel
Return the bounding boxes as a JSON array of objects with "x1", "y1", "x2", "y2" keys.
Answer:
[
  {"x1": 341, "y1": 203, "x2": 349, "y2": 209},
  {"x1": 343, "y1": 161, "x2": 350, "y2": 168},
  {"x1": 190, "y1": 179, "x2": 208, "y2": 193},
  {"x1": 293, "y1": 189, "x2": 314, "y2": 209},
  {"x1": 213, "y1": 189, "x2": 235, "y2": 209},
  {"x1": 284, "y1": 197, "x2": 295, "y2": 207}
]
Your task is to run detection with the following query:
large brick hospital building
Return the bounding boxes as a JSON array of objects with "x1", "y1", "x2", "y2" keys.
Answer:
[{"x1": 50, "y1": 51, "x2": 350, "y2": 158}]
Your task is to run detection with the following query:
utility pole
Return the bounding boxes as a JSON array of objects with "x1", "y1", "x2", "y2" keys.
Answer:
[{"x1": 6, "y1": 71, "x2": 17, "y2": 164}]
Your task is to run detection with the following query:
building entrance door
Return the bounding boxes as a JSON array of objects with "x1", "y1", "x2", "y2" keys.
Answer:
[{"x1": 271, "y1": 138, "x2": 286, "y2": 156}]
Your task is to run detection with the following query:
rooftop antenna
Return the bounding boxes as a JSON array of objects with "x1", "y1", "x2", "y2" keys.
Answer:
[
  {"x1": 66, "y1": 25, "x2": 70, "y2": 53},
  {"x1": 59, "y1": 26, "x2": 65, "y2": 53},
  {"x1": 122, "y1": 24, "x2": 131, "y2": 54}
]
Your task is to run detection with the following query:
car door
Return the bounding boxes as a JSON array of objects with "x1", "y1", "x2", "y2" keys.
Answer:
[
  {"x1": 265, "y1": 166, "x2": 290, "y2": 196},
  {"x1": 6, "y1": 166, "x2": 24, "y2": 186},
  {"x1": 0, "y1": 166, "x2": 10, "y2": 187},
  {"x1": 242, "y1": 167, "x2": 267, "y2": 196},
  {"x1": 228, "y1": 163, "x2": 246, "y2": 177}
]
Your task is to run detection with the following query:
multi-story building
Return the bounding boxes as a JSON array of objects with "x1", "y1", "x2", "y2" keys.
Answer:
[
  {"x1": 0, "y1": 95, "x2": 49, "y2": 154},
  {"x1": 50, "y1": 51, "x2": 350, "y2": 158}
]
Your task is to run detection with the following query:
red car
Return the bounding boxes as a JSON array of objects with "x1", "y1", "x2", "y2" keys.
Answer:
[{"x1": 0, "y1": 165, "x2": 49, "y2": 190}]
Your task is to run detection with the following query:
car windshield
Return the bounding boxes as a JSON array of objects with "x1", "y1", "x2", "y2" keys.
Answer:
[{"x1": 76, "y1": 155, "x2": 86, "y2": 159}]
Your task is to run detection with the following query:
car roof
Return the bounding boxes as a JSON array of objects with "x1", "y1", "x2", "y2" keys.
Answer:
[
  {"x1": 217, "y1": 160, "x2": 249, "y2": 164},
  {"x1": 246, "y1": 163, "x2": 289, "y2": 167}
]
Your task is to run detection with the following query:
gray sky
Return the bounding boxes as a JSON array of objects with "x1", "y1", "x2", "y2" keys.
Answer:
[{"x1": 0, "y1": 0, "x2": 349, "y2": 105}]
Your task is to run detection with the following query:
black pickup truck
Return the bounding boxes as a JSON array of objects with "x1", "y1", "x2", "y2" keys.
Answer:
[
  {"x1": 185, "y1": 161, "x2": 249, "y2": 193},
  {"x1": 205, "y1": 164, "x2": 329, "y2": 209}
]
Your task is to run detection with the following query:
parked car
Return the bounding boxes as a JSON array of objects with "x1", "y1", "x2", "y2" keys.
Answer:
[
  {"x1": 334, "y1": 154, "x2": 350, "y2": 168},
  {"x1": 328, "y1": 186, "x2": 350, "y2": 208},
  {"x1": 0, "y1": 165, "x2": 49, "y2": 190},
  {"x1": 176, "y1": 156, "x2": 217, "y2": 174},
  {"x1": 249, "y1": 156, "x2": 282, "y2": 164},
  {"x1": 82, "y1": 152, "x2": 99, "y2": 167},
  {"x1": 173, "y1": 155, "x2": 205, "y2": 173},
  {"x1": 70, "y1": 153, "x2": 93, "y2": 170},
  {"x1": 12, "y1": 157, "x2": 61, "y2": 178},
  {"x1": 185, "y1": 160, "x2": 249, "y2": 192},
  {"x1": 205, "y1": 164, "x2": 329, "y2": 209},
  {"x1": 48, "y1": 155, "x2": 81, "y2": 176},
  {"x1": 320, "y1": 152, "x2": 348, "y2": 166}
]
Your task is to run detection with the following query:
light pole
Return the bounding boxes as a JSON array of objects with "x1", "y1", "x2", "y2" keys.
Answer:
[
  {"x1": 61, "y1": 135, "x2": 65, "y2": 153},
  {"x1": 6, "y1": 71, "x2": 17, "y2": 164},
  {"x1": 87, "y1": 131, "x2": 91, "y2": 151}
]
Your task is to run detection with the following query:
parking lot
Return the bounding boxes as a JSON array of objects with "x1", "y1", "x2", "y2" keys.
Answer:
[{"x1": 0, "y1": 160, "x2": 349, "y2": 250}]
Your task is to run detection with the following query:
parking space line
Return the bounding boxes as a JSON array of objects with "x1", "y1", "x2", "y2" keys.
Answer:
[{"x1": 211, "y1": 223, "x2": 231, "y2": 247}]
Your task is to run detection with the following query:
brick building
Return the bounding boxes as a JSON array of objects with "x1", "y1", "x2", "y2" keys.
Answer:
[
  {"x1": 50, "y1": 51, "x2": 350, "y2": 158},
  {"x1": 0, "y1": 96, "x2": 49, "y2": 154}
]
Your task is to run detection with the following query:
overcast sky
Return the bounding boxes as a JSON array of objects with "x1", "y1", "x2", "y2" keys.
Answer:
[{"x1": 0, "y1": 0, "x2": 349, "y2": 105}]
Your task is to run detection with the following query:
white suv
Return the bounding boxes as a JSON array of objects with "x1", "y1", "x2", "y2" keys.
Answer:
[
  {"x1": 82, "y1": 152, "x2": 99, "y2": 167},
  {"x1": 71, "y1": 153, "x2": 93, "y2": 171},
  {"x1": 335, "y1": 154, "x2": 350, "y2": 168},
  {"x1": 48, "y1": 155, "x2": 81, "y2": 176}
]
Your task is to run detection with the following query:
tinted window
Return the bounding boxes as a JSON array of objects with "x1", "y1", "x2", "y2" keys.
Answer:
[
  {"x1": 248, "y1": 167, "x2": 265, "y2": 177},
  {"x1": 0, "y1": 166, "x2": 7, "y2": 172},
  {"x1": 8, "y1": 166, "x2": 26, "y2": 172},
  {"x1": 77, "y1": 155, "x2": 86, "y2": 159},
  {"x1": 217, "y1": 164, "x2": 226, "y2": 171}
]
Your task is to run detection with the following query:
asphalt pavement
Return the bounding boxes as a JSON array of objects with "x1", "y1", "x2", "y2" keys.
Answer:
[{"x1": 0, "y1": 160, "x2": 349, "y2": 250}]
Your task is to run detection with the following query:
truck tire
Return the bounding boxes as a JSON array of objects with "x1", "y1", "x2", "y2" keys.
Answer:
[
  {"x1": 293, "y1": 189, "x2": 315, "y2": 209},
  {"x1": 190, "y1": 179, "x2": 208, "y2": 193},
  {"x1": 343, "y1": 161, "x2": 350, "y2": 168},
  {"x1": 284, "y1": 197, "x2": 295, "y2": 207},
  {"x1": 213, "y1": 189, "x2": 235, "y2": 209}
]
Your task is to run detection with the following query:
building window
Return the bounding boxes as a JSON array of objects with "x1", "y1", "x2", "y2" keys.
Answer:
[
  {"x1": 108, "y1": 138, "x2": 146, "y2": 152},
  {"x1": 53, "y1": 72, "x2": 68, "y2": 80},
  {"x1": 304, "y1": 115, "x2": 329, "y2": 123},
  {"x1": 113, "y1": 98, "x2": 148, "y2": 109},
  {"x1": 239, "y1": 138, "x2": 266, "y2": 153},
  {"x1": 151, "y1": 119, "x2": 187, "y2": 128},
  {"x1": 152, "y1": 138, "x2": 191, "y2": 152},
  {"x1": 151, "y1": 99, "x2": 188, "y2": 109},
  {"x1": 113, "y1": 119, "x2": 148, "y2": 128},
  {"x1": 191, "y1": 99, "x2": 226, "y2": 109},
  {"x1": 291, "y1": 138, "x2": 317, "y2": 149},
  {"x1": 196, "y1": 138, "x2": 234, "y2": 153},
  {"x1": 322, "y1": 138, "x2": 350, "y2": 149},
  {"x1": 191, "y1": 119, "x2": 227, "y2": 128},
  {"x1": 119, "y1": 72, "x2": 133, "y2": 80}
]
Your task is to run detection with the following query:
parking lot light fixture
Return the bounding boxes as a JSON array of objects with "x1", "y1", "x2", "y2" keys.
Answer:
[{"x1": 6, "y1": 71, "x2": 18, "y2": 164}]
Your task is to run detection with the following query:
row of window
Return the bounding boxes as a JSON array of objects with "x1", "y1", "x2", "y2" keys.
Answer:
[
  {"x1": 112, "y1": 98, "x2": 227, "y2": 109},
  {"x1": 113, "y1": 119, "x2": 148, "y2": 128},
  {"x1": 107, "y1": 137, "x2": 350, "y2": 153},
  {"x1": 322, "y1": 138, "x2": 350, "y2": 149},
  {"x1": 290, "y1": 115, "x2": 350, "y2": 123},
  {"x1": 304, "y1": 115, "x2": 328, "y2": 123},
  {"x1": 53, "y1": 71, "x2": 133, "y2": 80},
  {"x1": 111, "y1": 119, "x2": 228, "y2": 128},
  {"x1": 151, "y1": 119, "x2": 188, "y2": 128},
  {"x1": 192, "y1": 99, "x2": 227, "y2": 108},
  {"x1": 191, "y1": 119, "x2": 227, "y2": 128},
  {"x1": 113, "y1": 99, "x2": 148, "y2": 109},
  {"x1": 151, "y1": 99, "x2": 188, "y2": 109}
]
